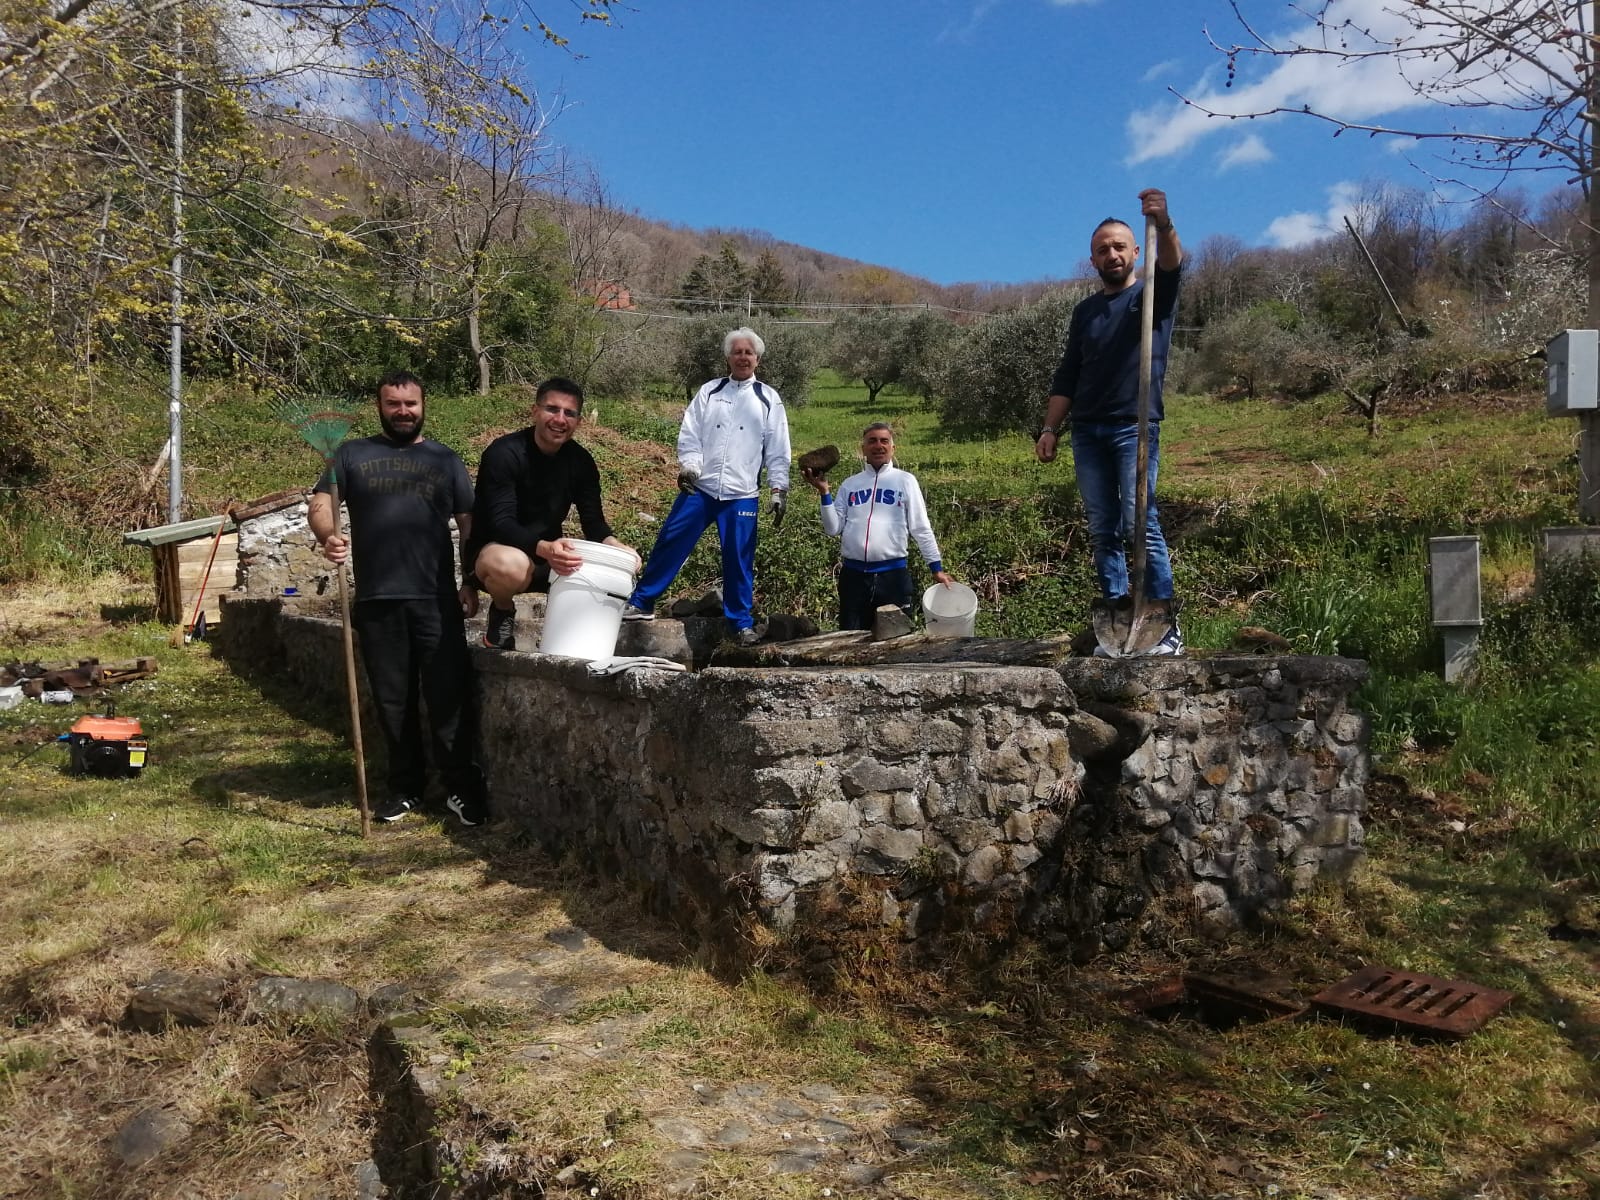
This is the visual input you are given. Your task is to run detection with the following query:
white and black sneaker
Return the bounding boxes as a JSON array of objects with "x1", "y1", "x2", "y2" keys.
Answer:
[
  {"x1": 446, "y1": 793, "x2": 489, "y2": 827},
  {"x1": 621, "y1": 603, "x2": 655, "y2": 621},
  {"x1": 1145, "y1": 626, "x2": 1185, "y2": 657},
  {"x1": 376, "y1": 795, "x2": 418, "y2": 823},
  {"x1": 483, "y1": 604, "x2": 516, "y2": 650}
]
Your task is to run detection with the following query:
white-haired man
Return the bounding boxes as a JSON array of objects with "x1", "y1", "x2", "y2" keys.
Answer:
[{"x1": 623, "y1": 327, "x2": 791, "y2": 645}]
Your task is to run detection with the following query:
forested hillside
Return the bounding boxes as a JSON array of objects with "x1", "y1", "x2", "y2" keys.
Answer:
[{"x1": 0, "y1": 0, "x2": 1587, "y2": 570}]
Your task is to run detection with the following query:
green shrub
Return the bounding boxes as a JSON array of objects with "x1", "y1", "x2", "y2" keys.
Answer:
[{"x1": 930, "y1": 290, "x2": 1080, "y2": 434}]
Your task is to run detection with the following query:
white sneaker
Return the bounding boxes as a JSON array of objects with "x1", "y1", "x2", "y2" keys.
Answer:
[
  {"x1": 621, "y1": 604, "x2": 654, "y2": 621},
  {"x1": 1144, "y1": 626, "x2": 1184, "y2": 657}
]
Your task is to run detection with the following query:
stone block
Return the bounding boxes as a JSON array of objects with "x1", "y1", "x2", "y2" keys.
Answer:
[
  {"x1": 752, "y1": 767, "x2": 821, "y2": 807},
  {"x1": 125, "y1": 971, "x2": 229, "y2": 1031},
  {"x1": 842, "y1": 757, "x2": 918, "y2": 796},
  {"x1": 1004, "y1": 811, "x2": 1034, "y2": 843},
  {"x1": 800, "y1": 801, "x2": 860, "y2": 844},
  {"x1": 920, "y1": 779, "x2": 953, "y2": 820},
  {"x1": 1330, "y1": 786, "x2": 1366, "y2": 813},
  {"x1": 857, "y1": 792, "x2": 892, "y2": 824},
  {"x1": 963, "y1": 845, "x2": 1004, "y2": 886},
  {"x1": 1136, "y1": 806, "x2": 1173, "y2": 830},
  {"x1": 858, "y1": 825, "x2": 923, "y2": 863},
  {"x1": 892, "y1": 792, "x2": 925, "y2": 829},
  {"x1": 780, "y1": 850, "x2": 839, "y2": 888},
  {"x1": 743, "y1": 719, "x2": 847, "y2": 759},
  {"x1": 988, "y1": 739, "x2": 1032, "y2": 783},
  {"x1": 1191, "y1": 881, "x2": 1230, "y2": 913},
  {"x1": 946, "y1": 818, "x2": 998, "y2": 855},
  {"x1": 1033, "y1": 812, "x2": 1064, "y2": 844},
  {"x1": 713, "y1": 807, "x2": 801, "y2": 849},
  {"x1": 1329, "y1": 712, "x2": 1367, "y2": 744},
  {"x1": 1316, "y1": 813, "x2": 1353, "y2": 846},
  {"x1": 1008, "y1": 843, "x2": 1043, "y2": 872}
]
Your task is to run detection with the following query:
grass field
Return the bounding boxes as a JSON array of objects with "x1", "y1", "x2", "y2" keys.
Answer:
[{"x1": 4, "y1": 374, "x2": 1600, "y2": 1197}]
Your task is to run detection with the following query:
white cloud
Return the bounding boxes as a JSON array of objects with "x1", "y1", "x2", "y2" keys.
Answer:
[
  {"x1": 938, "y1": 0, "x2": 1000, "y2": 43},
  {"x1": 1141, "y1": 58, "x2": 1180, "y2": 84},
  {"x1": 1218, "y1": 134, "x2": 1273, "y2": 170},
  {"x1": 222, "y1": 3, "x2": 369, "y2": 117},
  {"x1": 1263, "y1": 181, "x2": 1360, "y2": 247},
  {"x1": 1123, "y1": 0, "x2": 1569, "y2": 165}
]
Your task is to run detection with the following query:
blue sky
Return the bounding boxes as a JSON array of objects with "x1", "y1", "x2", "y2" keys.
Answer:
[{"x1": 535, "y1": 0, "x2": 1556, "y2": 286}]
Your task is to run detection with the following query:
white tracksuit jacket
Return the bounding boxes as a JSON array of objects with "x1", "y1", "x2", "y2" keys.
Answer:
[
  {"x1": 677, "y1": 376, "x2": 792, "y2": 500},
  {"x1": 820, "y1": 462, "x2": 944, "y2": 574}
]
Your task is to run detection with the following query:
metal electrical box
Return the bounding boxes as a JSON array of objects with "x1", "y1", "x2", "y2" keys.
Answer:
[
  {"x1": 1546, "y1": 329, "x2": 1600, "y2": 414},
  {"x1": 1428, "y1": 536, "x2": 1481, "y2": 627}
]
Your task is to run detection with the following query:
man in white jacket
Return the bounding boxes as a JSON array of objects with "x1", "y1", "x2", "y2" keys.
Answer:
[
  {"x1": 804, "y1": 422, "x2": 953, "y2": 630},
  {"x1": 623, "y1": 327, "x2": 792, "y2": 644}
]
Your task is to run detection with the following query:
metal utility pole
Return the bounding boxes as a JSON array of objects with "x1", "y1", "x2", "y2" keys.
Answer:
[
  {"x1": 167, "y1": 6, "x2": 185, "y2": 525},
  {"x1": 1583, "y1": 0, "x2": 1600, "y2": 520}
]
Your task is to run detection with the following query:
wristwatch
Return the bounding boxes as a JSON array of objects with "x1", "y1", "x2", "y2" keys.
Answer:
[{"x1": 1038, "y1": 425, "x2": 1058, "y2": 440}]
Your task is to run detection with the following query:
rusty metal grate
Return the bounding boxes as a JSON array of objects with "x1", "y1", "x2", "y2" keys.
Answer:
[{"x1": 1310, "y1": 965, "x2": 1514, "y2": 1037}]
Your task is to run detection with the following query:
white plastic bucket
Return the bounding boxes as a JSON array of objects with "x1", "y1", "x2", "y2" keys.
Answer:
[
  {"x1": 537, "y1": 540, "x2": 639, "y2": 662},
  {"x1": 923, "y1": 581, "x2": 978, "y2": 638}
]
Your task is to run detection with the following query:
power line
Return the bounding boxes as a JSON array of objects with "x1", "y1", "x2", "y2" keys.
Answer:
[{"x1": 620, "y1": 293, "x2": 994, "y2": 317}]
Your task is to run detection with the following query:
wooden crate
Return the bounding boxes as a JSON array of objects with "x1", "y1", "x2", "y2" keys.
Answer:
[{"x1": 151, "y1": 532, "x2": 238, "y2": 625}]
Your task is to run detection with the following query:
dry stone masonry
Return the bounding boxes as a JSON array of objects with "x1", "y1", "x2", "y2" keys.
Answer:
[{"x1": 218, "y1": 598, "x2": 1369, "y2": 962}]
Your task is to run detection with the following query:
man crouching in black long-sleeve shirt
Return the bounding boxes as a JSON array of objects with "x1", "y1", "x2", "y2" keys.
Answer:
[{"x1": 460, "y1": 376, "x2": 640, "y2": 652}]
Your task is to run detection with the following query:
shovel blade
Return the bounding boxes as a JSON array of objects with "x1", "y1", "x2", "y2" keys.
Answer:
[
  {"x1": 1091, "y1": 596, "x2": 1136, "y2": 657},
  {"x1": 1123, "y1": 598, "x2": 1178, "y2": 656}
]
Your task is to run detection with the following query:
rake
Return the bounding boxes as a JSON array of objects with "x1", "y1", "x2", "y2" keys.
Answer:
[{"x1": 282, "y1": 402, "x2": 371, "y2": 838}]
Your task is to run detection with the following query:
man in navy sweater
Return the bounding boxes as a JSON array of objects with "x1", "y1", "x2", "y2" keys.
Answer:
[{"x1": 1035, "y1": 187, "x2": 1185, "y2": 656}]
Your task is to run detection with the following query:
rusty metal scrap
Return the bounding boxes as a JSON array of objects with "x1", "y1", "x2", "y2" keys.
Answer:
[{"x1": 2, "y1": 657, "x2": 158, "y2": 699}]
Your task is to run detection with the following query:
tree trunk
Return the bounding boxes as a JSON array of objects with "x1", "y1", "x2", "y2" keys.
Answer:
[{"x1": 469, "y1": 276, "x2": 490, "y2": 396}]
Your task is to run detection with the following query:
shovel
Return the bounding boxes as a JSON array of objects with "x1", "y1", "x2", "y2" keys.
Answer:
[{"x1": 1093, "y1": 214, "x2": 1177, "y2": 657}]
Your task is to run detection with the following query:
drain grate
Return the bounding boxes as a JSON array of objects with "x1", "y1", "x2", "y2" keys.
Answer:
[{"x1": 1310, "y1": 965, "x2": 1514, "y2": 1037}]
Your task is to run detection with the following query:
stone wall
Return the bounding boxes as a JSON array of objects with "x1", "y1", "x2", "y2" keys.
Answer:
[
  {"x1": 216, "y1": 598, "x2": 1369, "y2": 963},
  {"x1": 230, "y1": 492, "x2": 462, "y2": 600}
]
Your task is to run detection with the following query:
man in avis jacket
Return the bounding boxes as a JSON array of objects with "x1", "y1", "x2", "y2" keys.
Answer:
[
  {"x1": 622, "y1": 326, "x2": 792, "y2": 646},
  {"x1": 803, "y1": 422, "x2": 953, "y2": 631}
]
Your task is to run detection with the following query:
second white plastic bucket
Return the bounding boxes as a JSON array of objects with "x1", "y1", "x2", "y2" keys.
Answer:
[
  {"x1": 923, "y1": 580, "x2": 978, "y2": 638},
  {"x1": 537, "y1": 540, "x2": 638, "y2": 662}
]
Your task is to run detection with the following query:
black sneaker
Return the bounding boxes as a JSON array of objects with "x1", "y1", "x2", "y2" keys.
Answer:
[
  {"x1": 446, "y1": 792, "x2": 489, "y2": 827},
  {"x1": 375, "y1": 795, "x2": 418, "y2": 823},
  {"x1": 484, "y1": 604, "x2": 516, "y2": 650}
]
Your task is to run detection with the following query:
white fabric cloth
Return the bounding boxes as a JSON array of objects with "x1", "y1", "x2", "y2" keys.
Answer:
[
  {"x1": 585, "y1": 655, "x2": 690, "y2": 677},
  {"x1": 677, "y1": 376, "x2": 792, "y2": 499},
  {"x1": 819, "y1": 462, "x2": 943, "y2": 568}
]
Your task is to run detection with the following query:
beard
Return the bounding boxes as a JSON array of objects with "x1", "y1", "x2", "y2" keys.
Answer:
[
  {"x1": 380, "y1": 411, "x2": 425, "y2": 443},
  {"x1": 1097, "y1": 263, "x2": 1133, "y2": 288}
]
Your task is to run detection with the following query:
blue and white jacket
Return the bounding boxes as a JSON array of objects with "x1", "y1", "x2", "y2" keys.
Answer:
[
  {"x1": 677, "y1": 375, "x2": 792, "y2": 500},
  {"x1": 820, "y1": 462, "x2": 943, "y2": 575}
]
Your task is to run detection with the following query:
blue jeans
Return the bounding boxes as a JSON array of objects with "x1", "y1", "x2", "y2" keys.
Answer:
[
  {"x1": 628, "y1": 488, "x2": 759, "y2": 630},
  {"x1": 1070, "y1": 421, "x2": 1173, "y2": 600}
]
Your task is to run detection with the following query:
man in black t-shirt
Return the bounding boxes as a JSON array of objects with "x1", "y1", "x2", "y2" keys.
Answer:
[
  {"x1": 461, "y1": 377, "x2": 638, "y2": 651},
  {"x1": 310, "y1": 369, "x2": 487, "y2": 826}
]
